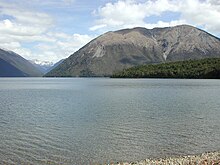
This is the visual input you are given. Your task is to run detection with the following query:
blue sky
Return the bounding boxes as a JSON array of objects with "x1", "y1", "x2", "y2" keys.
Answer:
[{"x1": 0, "y1": 0, "x2": 220, "y2": 62}]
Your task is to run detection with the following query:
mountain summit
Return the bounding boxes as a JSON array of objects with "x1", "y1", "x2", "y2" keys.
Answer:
[{"x1": 46, "y1": 25, "x2": 220, "y2": 77}]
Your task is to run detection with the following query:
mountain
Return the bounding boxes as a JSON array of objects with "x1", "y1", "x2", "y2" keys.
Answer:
[
  {"x1": 111, "y1": 58, "x2": 220, "y2": 79},
  {"x1": 0, "y1": 48, "x2": 43, "y2": 77},
  {"x1": 46, "y1": 25, "x2": 220, "y2": 77},
  {"x1": 45, "y1": 59, "x2": 65, "y2": 74},
  {"x1": 29, "y1": 59, "x2": 54, "y2": 74}
]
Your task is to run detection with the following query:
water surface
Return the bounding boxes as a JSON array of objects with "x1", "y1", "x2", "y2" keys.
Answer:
[{"x1": 0, "y1": 78, "x2": 220, "y2": 164}]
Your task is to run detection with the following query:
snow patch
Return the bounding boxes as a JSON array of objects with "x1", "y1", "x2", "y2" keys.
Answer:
[
  {"x1": 163, "y1": 52, "x2": 168, "y2": 60},
  {"x1": 30, "y1": 59, "x2": 54, "y2": 67}
]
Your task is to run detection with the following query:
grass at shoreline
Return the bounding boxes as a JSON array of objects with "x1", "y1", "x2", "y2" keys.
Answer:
[{"x1": 109, "y1": 151, "x2": 220, "y2": 165}]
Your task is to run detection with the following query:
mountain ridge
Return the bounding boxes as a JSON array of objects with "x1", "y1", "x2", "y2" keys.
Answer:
[
  {"x1": 45, "y1": 25, "x2": 220, "y2": 77},
  {"x1": 0, "y1": 48, "x2": 43, "y2": 77}
]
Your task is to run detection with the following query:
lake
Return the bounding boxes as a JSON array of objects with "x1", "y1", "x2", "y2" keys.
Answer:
[{"x1": 0, "y1": 78, "x2": 220, "y2": 164}]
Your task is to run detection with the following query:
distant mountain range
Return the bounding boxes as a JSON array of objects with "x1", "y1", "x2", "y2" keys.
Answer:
[
  {"x1": 0, "y1": 48, "x2": 64, "y2": 77},
  {"x1": 29, "y1": 59, "x2": 54, "y2": 74},
  {"x1": 46, "y1": 25, "x2": 220, "y2": 77},
  {"x1": 0, "y1": 48, "x2": 43, "y2": 77}
]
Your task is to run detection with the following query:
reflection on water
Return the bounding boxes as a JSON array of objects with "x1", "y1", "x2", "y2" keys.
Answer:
[{"x1": 0, "y1": 78, "x2": 220, "y2": 164}]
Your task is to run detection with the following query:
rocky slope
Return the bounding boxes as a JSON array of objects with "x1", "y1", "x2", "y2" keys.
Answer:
[
  {"x1": 0, "y1": 48, "x2": 43, "y2": 77},
  {"x1": 46, "y1": 25, "x2": 220, "y2": 77},
  {"x1": 45, "y1": 59, "x2": 65, "y2": 74}
]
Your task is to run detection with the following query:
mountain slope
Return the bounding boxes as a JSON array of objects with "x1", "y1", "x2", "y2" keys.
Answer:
[
  {"x1": 46, "y1": 25, "x2": 220, "y2": 77},
  {"x1": 45, "y1": 59, "x2": 65, "y2": 74},
  {"x1": 111, "y1": 58, "x2": 220, "y2": 79},
  {"x1": 0, "y1": 49, "x2": 43, "y2": 77}
]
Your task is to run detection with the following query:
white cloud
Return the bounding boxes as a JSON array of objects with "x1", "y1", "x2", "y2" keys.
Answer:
[
  {"x1": 90, "y1": 0, "x2": 180, "y2": 31},
  {"x1": 12, "y1": 48, "x2": 33, "y2": 59},
  {"x1": 179, "y1": 0, "x2": 220, "y2": 33},
  {"x1": 90, "y1": 24, "x2": 107, "y2": 31},
  {"x1": 1, "y1": 0, "x2": 220, "y2": 64},
  {"x1": 144, "y1": 20, "x2": 187, "y2": 29},
  {"x1": 0, "y1": 1, "x2": 53, "y2": 28},
  {"x1": 0, "y1": 42, "x2": 21, "y2": 50},
  {"x1": 0, "y1": 1, "x2": 94, "y2": 63},
  {"x1": 33, "y1": 33, "x2": 94, "y2": 62},
  {"x1": 0, "y1": 31, "x2": 94, "y2": 62},
  {"x1": 90, "y1": 0, "x2": 220, "y2": 35},
  {"x1": 0, "y1": 19, "x2": 46, "y2": 36}
]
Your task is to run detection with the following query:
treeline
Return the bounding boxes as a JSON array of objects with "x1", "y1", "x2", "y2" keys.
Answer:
[{"x1": 111, "y1": 58, "x2": 220, "y2": 79}]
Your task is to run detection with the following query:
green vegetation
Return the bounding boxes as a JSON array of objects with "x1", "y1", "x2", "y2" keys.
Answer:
[{"x1": 111, "y1": 58, "x2": 220, "y2": 79}]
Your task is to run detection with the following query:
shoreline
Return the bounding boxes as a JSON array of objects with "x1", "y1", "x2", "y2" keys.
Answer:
[{"x1": 112, "y1": 151, "x2": 220, "y2": 165}]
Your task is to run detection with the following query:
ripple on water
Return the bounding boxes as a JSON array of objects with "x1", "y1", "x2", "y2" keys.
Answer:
[{"x1": 1, "y1": 78, "x2": 220, "y2": 164}]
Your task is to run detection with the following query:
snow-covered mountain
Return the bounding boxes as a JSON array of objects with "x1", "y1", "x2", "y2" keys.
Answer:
[
  {"x1": 32, "y1": 59, "x2": 53, "y2": 66},
  {"x1": 29, "y1": 59, "x2": 54, "y2": 74}
]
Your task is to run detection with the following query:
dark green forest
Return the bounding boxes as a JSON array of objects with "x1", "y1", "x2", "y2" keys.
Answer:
[{"x1": 111, "y1": 58, "x2": 220, "y2": 79}]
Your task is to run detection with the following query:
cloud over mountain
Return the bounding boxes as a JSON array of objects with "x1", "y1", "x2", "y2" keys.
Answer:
[
  {"x1": 0, "y1": 0, "x2": 220, "y2": 62},
  {"x1": 0, "y1": 0, "x2": 93, "y2": 62},
  {"x1": 90, "y1": 0, "x2": 220, "y2": 35}
]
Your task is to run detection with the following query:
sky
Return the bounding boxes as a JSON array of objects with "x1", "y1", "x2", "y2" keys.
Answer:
[{"x1": 0, "y1": 0, "x2": 220, "y2": 63}]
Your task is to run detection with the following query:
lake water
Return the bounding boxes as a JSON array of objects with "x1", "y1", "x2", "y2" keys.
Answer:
[{"x1": 0, "y1": 78, "x2": 220, "y2": 164}]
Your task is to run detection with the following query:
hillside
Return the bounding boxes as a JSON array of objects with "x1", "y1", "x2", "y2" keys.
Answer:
[
  {"x1": 111, "y1": 58, "x2": 220, "y2": 79},
  {"x1": 0, "y1": 48, "x2": 43, "y2": 77},
  {"x1": 45, "y1": 59, "x2": 65, "y2": 74},
  {"x1": 46, "y1": 25, "x2": 220, "y2": 77}
]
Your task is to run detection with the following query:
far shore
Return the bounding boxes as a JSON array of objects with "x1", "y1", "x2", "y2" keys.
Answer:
[{"x1": 109, "y1": 151, "x2": 220, "y2": 165}]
